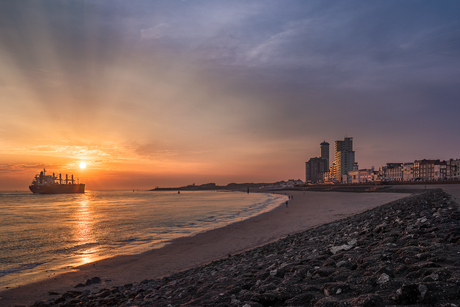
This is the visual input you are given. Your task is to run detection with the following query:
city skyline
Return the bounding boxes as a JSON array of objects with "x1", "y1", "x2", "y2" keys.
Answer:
[
  {"x1": 306, "y1": 137, "x2": 460, "y2": 184},
  {"x1": 1, "y1": 1, "x2": 460, "y2": 190}
]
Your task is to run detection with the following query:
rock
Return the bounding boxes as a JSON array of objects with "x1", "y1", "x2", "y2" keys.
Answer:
[
  {"x1": 418, "y1": 284, "x2": 428, "y2": 300},
  {"x1": 330, "y1": 238, "x2": 357, "y2": 255},
  {"x1": 376, "y1": 273, "x2": 390, "y2": 285},
  {"x1": 394, "y1": 284, "x2": 419, "y2": 304},
  {"x1": 314, "y1": 296, "x2": 338, "y2": 307},
  {"x1": 25, "y1": 190, "x2": 460, "y2": 307},
  {"x1": 85, "y1": 276, "x2": 101, "y2": 286},
  {"x1": 97, "y1": 289, "x2": 111, "y2": 298},
  {"x1": 284, "y1": 293, "x2": 319, "y2": 306},
  {"x1": 251, "y1": 292, "x2": 279, "y2": 305},
  {"x1": 343, "y1": 294, "x2": 384, "y2": 307},
  {"x1": 323, "y1": 282, "x2": 350, "y2": 296},
  {"x1": 374, "y1": 222, "x2": 387, "y2": 233}
]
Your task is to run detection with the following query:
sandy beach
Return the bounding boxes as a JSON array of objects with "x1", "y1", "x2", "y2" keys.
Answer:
[{"x1": 0, "y1": 190, "x2": 410, "y2": 306}]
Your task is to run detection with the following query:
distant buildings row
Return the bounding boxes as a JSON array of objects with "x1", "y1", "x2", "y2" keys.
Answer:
[{"x1": 305, "y1": 137, "x2": 460, "y2": 184}]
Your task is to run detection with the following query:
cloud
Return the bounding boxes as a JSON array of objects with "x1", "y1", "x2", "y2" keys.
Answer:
[
  {"x1": 1, "y1": 0, "x2": 460, "y2": 188},
  {"x1": 140, "y1": 23, "x2": 170, "y2": 39},
  {"x1": 0, "y1": 163, "x2": 66, "y2": 174},
  {"x1": 132, "y1": 142, "x2": 179, "y2": 159}
]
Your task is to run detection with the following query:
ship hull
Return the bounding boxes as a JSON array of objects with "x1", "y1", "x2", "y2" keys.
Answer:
[{"x1": 29, "y1": 184, "x2": 85, "y2": 194}]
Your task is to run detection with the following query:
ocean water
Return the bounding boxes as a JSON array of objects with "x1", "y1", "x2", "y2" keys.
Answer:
[{"x1": 0, "y1": 190, "x2": 286, "y2": 289}]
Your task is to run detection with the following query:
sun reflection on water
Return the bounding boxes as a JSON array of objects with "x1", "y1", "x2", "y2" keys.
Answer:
[{"x1": 74, "y1": 194, "x2": 97, "y2": 265}]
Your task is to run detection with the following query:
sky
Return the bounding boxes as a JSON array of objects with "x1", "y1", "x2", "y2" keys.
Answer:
[{"x1": 1, "y1": 0, "x2": 460, "y2": 190}]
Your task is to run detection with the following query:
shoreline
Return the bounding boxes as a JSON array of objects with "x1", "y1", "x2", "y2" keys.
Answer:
[
  {"x1": 0, "y1": 190, "x2": 410, "y2": 306},
  {"x1": 0, "y1": 191, "x2": 286, "y2": 291},
  {"x1": 81, "y1": 188, "x2": 459, "y2": 307}
]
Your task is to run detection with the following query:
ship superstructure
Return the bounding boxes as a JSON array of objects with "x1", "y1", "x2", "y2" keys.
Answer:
[{"x1": 29, "y1": 169, "x2": 85, "y2": 194}]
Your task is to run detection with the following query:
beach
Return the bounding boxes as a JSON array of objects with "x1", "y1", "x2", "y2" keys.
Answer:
[{"x1": 0, "y1": 190, "x2": 411, "y2": 306}]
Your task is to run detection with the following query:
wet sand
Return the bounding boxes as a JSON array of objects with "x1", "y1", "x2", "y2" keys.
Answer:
[{"x1": 0, "y1": 191, "x2": 409, "y2": 307}]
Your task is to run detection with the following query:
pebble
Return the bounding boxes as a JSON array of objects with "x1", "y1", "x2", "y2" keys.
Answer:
[
  {"x1": 31, "y1": 189, "x2": 460, "y2": 307},
  {"x1": 376, "y1": 273, "x2": 390, "y2": 284}
]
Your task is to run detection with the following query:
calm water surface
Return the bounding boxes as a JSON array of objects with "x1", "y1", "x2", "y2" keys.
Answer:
[{"x1": 0, "y1": 190, "x2": 286, "y2": 289}]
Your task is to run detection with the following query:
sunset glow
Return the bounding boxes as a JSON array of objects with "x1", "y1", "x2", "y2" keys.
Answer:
[
  {"x1": 1, "y1": 1, "x2": 460, "y2": 190},
  {"x1": 75, "y1": 194, "x2": 96, "y2": 265}
]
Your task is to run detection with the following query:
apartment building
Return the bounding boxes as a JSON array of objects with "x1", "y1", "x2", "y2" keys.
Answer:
[
  {"x1": 333, "y1": 137, "x2": 355, "y2": 183},
  {"x1": 305, "y1": 141, "x2": 330, "y2": 183},
  {"x1": 348, "y1": 168, "x2": 377, "y2": 184},
  {"x1": 305, "y1": 157, "x2": 328, "y2": 183},
  {"x1": 447, "y1": 159, "x2": 460, "y2": 180}
]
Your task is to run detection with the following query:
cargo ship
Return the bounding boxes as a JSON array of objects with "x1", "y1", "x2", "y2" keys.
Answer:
[{"x1": 29, "y1": 169, "x2": 85, "y2": 194}]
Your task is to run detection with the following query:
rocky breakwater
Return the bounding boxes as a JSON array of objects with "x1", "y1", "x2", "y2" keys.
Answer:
[{"x1": 33, "y1": 190, "x2": 460, "y2": 307}]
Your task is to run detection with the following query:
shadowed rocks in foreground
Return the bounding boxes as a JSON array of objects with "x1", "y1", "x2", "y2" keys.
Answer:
[{"x1": 33, "y1": 189, "x2": 460, "y2": 307}]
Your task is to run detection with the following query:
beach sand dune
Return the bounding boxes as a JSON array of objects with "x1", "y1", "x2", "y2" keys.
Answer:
[{"x1": 0, "y1": 191, "x2": 409, "y2": 306}]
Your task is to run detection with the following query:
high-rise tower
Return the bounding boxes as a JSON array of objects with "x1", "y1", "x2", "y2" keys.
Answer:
[
  {"x1": 333, "y1": 137, "x2": 355, "y2": 182},
  {"x1": 320, "y1": 141, "x2": 329, "y2": 170},
  {"x1": 305, "y1": 141, "x2": 330, "y2": 183}
]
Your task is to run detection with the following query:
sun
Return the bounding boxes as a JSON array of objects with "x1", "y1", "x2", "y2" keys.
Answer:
[{"x1": 79, "y1": 162, "x2": 86, "y2": 169}]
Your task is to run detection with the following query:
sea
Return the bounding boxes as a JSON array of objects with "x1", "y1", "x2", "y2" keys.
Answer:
[{"x1": 0, "y1": 190, "x2": 287, "y2": 290}]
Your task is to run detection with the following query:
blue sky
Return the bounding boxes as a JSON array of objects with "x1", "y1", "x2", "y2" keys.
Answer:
[{"x1": 1, "y1": 1, "x2": 460, "y2": 188}]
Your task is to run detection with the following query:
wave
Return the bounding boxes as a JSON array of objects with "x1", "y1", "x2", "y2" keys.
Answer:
[
  {"x1": 0, "y1": 191, "x2": 287, "y2": 289},
  {"x1": 197, "y1": 215, "x2": 217, "y2": 222},
  {"x1": 0, "y1": 262, "x2": 43, "y2": 277},
  {"x1": 52, "y1": 242, "x2": 100, "y2": 255}
]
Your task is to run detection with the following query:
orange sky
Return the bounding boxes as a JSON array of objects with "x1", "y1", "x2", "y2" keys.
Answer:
[
  {"x1": 0, "y1": 141, "x2": 303, "y2": 190},
  {"x1": 0, "y1": 115, "x2": 306, "y2": 190},
  {"x1": 2, "y1": 1, "x2": 460, "y2": 190}
]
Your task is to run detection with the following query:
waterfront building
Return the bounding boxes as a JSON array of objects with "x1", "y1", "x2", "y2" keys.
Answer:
[
  {"x1": 453, "y1": 160, "x2": 460, "y2": 179},
  {"x1": 305, "y1": 141, "x2": 330, "y2": 183},
  {"x1": 348, "y1": 167, "x2": 377, "y2": 184},
  {"x1": 402, "y1": 163, "x2": 414, "y2": 181},
  {"x1": 320, "y1": 141, "x2": 330, "y2": 170},
  {"x1": 343, "y1": 162, "x2": 359, "y2": 184},
  {"x1": 348, "y1": 169, "x2": 359, "y2": 184},
  {"x1": 353, "y1": 162, "x2": 359, "y2": 171},
  {"x1": 434, "y1": 161, "x2": 447, "y2": 180},
  {"x1": 413, "y1": 160, "x2": 421, "y2": 180},
  {"x1": 380, "y1": 162, "x2": 414, "y2": 182},
  {"x1": 378, "y1": 166, "x2": 386, "y2": 181},
  {"x1": 380, "y1": 160, "x2": 458, "y2": 182},
  {"x1": 333, "y1": 137, "x2": 355, "y2": 183},
  {"x1": 447, "y1": 159, "x2": 460, "y2": 180},
  {"x1": 385, "y1": 163, "x2": 403, "y2": 181},
  {"x1": 305, "y1": 157, "x2": 328, "y2": 183},
  {"x1": 363, "y1": 168, "x2": 378, "y2": 182},
  {"x1": 327, "y1": 161, "x2": 337, "y2": 183},
  {"x1": 414, "y1": 159, "x2": 439, "y2": 181},
  {"x1": 323, "y1": 169, "x2": 335, "y2": 183}
]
